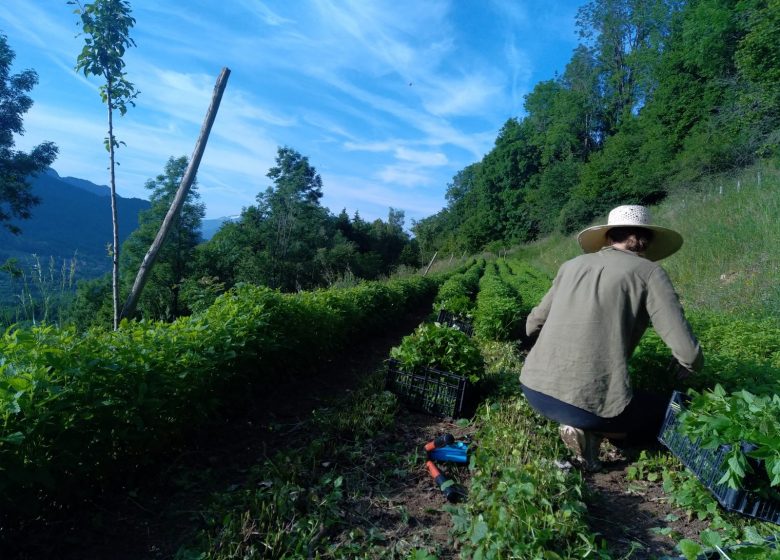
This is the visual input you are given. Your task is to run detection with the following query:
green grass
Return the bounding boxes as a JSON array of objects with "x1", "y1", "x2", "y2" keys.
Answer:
[{"x1": 510, "y1": 163, "x2": 780, "y2": 319}]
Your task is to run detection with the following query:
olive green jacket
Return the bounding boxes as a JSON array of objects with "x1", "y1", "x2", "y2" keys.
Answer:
[{"x1": 520, "y1": 247, "x2": 703, "y2": 418}]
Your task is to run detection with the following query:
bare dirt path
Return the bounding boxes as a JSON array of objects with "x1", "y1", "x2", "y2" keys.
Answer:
[{"x1": 584, "y1": 445, "x2": 710, "y2": 560}]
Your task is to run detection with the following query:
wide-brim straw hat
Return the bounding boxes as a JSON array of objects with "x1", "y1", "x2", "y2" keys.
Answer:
[{"x1": 577, "y1": 205, "x2": 683, "y2": 261}]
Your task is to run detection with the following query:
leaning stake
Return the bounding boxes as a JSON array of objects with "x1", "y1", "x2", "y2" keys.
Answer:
[{"x1": 121, "y1": 67, "x2": 231, "y2": 321}]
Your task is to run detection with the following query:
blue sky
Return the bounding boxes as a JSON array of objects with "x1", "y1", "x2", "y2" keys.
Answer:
[{"x1": 1, "y1": 0, "x2": 583, "y2": 223}]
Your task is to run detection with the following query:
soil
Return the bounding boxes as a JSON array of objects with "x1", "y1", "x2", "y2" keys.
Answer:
[
  {"x1": 326, "y1": 411, "x2": 473, "y2": 559},
  {"x1": 584, "y1": 444, "x2": 712, "y2": 560}
]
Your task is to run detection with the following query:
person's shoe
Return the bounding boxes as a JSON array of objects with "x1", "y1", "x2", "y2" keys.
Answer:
[{"x1": 558, "y1": 425, "x2": 603, "y2": 472}]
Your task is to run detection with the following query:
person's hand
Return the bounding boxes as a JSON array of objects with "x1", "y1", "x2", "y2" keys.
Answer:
[
  {"x1": 676, "y1": 364, "x2": 693, "y2": 381},
  {"x1": 517, "y1": 333, "x2": 538, "y2": 352},
  {"x1": 668, "y1": 357, "x2": 693, "y2": 381}
]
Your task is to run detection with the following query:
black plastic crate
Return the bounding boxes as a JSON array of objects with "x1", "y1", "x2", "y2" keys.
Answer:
[
  {"x1": 385, "y1": 359, "x2": 473, "y2": 418},
  {"x1": 436, "y1": 309, "x2": 474, "y2": 337},
  {"x1": 658, "y1": 391, "x2": 780, "y2": 525},
  {"x1": 661, "y1": 536, "x2": 777, "y2": 559}
]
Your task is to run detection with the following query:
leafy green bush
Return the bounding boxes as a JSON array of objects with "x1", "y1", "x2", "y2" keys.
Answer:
[
  {"x1": 629, "y1": 311, "x2": 780, "y2": 396},
  {"x1": 390, "y1": 323, "x2": 484, "y2": 382},
  {"x1": 472, "y1": 262, "x2": 523, "y2": 341},
  {"x1": 0, "y1": 275, "x2": 440, "y2": 517},
  {"x1": 679, "y1": 385, "x2": 780, "y2": 490}
]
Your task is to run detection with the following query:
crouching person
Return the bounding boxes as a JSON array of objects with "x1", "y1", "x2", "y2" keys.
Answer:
[{"x1": 519, "y1": 206, "x2": 703, "y2": 471}]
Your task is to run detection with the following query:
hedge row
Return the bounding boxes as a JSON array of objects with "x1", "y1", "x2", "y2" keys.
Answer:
[
  {"x1": 472, "y1": 261, "x2": 524, "y2": 341},
  {"x1": 0, "y1": 275, "x2": 440, "y2": 516},
  {"x1": 505, "y1": 259, "x2": 552, "y2": 312},
  {"x1": 433, "y1": 259, "x2": 485, "y2": 317}
]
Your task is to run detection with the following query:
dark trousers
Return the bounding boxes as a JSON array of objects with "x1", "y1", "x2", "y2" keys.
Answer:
[{"x1": 521, "y1": 384, "x2": 670, "y2": 444}]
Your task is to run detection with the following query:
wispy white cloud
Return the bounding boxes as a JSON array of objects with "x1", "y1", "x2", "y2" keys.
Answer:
[
  {"x1": 321, "y1": 171, "x2": 444, "y2": 221},
  {"x1": 343, "y1": 141, "x2": 395, "y2": 153},
  {"x1": 3, "y1": 0, "x2": 584, "y2": 221},
  {"x1": 421, "y1": 73, "x2": 505, "y2": 117},
  {"x1": 237, "y1": 0, "x2": 295, "y2": 26},
  {"x1": 0, "y1": 2, "x2": 73, "y2": 51},
  {"x1": 376, "y1": 165, "x2": 436, "y2": 188},
  {"x1": 394, "y1": 147, "x2": 447, "y2": 167},
  {"x1": 310, "y1": 0, "x2": 451, "y2": 77}
]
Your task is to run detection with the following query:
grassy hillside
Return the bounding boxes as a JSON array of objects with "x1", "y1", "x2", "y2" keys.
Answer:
[{"x1": 510, "y1": 163, "x2": 780, "y2": 320}]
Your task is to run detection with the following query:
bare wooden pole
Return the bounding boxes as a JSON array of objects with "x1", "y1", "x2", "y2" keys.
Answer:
[
  {"x1": 121, "y1": 67, "x2": 231, "y2": 320},
  {"x1": 423, "y1": 251, "x2": 438, "y2": 276}
]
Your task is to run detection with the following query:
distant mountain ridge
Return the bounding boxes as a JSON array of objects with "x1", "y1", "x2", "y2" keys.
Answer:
[
  {"x1": 0, "y1": 169, "x2": 151, "y2": 286},
  {"x1": 0, "y1": 169, "x2": 237, "y2": 304},
  {"x1": 200, "y1": 215, "x2": 240, "y2": 240},
  {"x1": 52, "y1": 169, "x2": 235, "y2": 241},
  {"x1": 59, "y1": 173, "x2": 112, "y2": 197}
]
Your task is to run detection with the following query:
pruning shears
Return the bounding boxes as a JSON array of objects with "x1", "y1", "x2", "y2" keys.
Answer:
[{"x1": 423, "y1": 433, "x2": 469, "y2": 503}]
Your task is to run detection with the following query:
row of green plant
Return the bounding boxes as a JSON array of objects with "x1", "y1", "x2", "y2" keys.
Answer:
[
  {"x1": 432, "y1": 259, "x2": 485, "y2": 317},
  {"x1": 504, "y1": 258, "x2": 552, "y2": 315},
  {"x1": 0, "y1": 274, "x2": 441, "y2": 518},
  {"x1": 185, "y1": 254, "x2": 625, "y2": 558},
  {"x1": 448, "y1": 346, "x2": 609, "y2": 559},
  {"x1": 472, "y1": 261, "x2": 524, "y2": 341},
  {"x1": 629, "y1": 310, "x2": 780, "y2": 397},
  {"x1": 178, "y1": 265, "x2": 497, "y2": 558}
]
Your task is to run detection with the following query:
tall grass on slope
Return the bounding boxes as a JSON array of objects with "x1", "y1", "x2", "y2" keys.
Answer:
[
  {"x1": 511, "y1": 164, "x2": 780, "y2": 319},
  {"x1": 657, "y1": 165, "x2": 780, "y2": 318}
]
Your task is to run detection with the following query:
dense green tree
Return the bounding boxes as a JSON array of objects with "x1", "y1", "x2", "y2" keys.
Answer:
[
  {"x1": 65, "y1": 273, "x2": 113, "y2": 330},
  {"x1": 253, "y1": 146, "x2": 330, "y2": 290},
  {"x1": 72, "y1": 0, "x2": 138, "y2": 329},
  {"x1": 191, "y1": 150, "x2": 420, "y2": 293},
  {"x1": 576, "y1": 0, "x2": 675, "y2": 134},
  {"x1": 121, "y1": 156, "x2": 204, "y2": 320},
  {"x1": 0, "y1": 34, "x2": 58, "y2": 233},
  {"x1": 732, "y1": 0, "x2": 780, "y2": 160}
]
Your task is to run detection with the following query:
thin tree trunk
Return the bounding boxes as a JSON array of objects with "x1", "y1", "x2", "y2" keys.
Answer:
[
  {"x1": 121, "y1": 67, "x2": 231, "y2": 320},
  {"x1": 107, "y1": 84, "x2": 120, "y2": 330}
]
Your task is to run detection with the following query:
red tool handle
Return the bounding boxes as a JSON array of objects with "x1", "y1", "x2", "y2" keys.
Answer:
[
  {"x1": 426, "y1": 460, "x2": 447, "y2": 486},
  {"x1": 424, "y1": 433, "x2": 455, "y2": 452},
  {"x1": 426, "y1": 460, "x2": 463, "y2": 503}
]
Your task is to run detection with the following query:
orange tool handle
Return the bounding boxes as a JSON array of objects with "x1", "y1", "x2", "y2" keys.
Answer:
[{"x1": 424, "y1": 433, "x2": 455, "y2": 452}]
